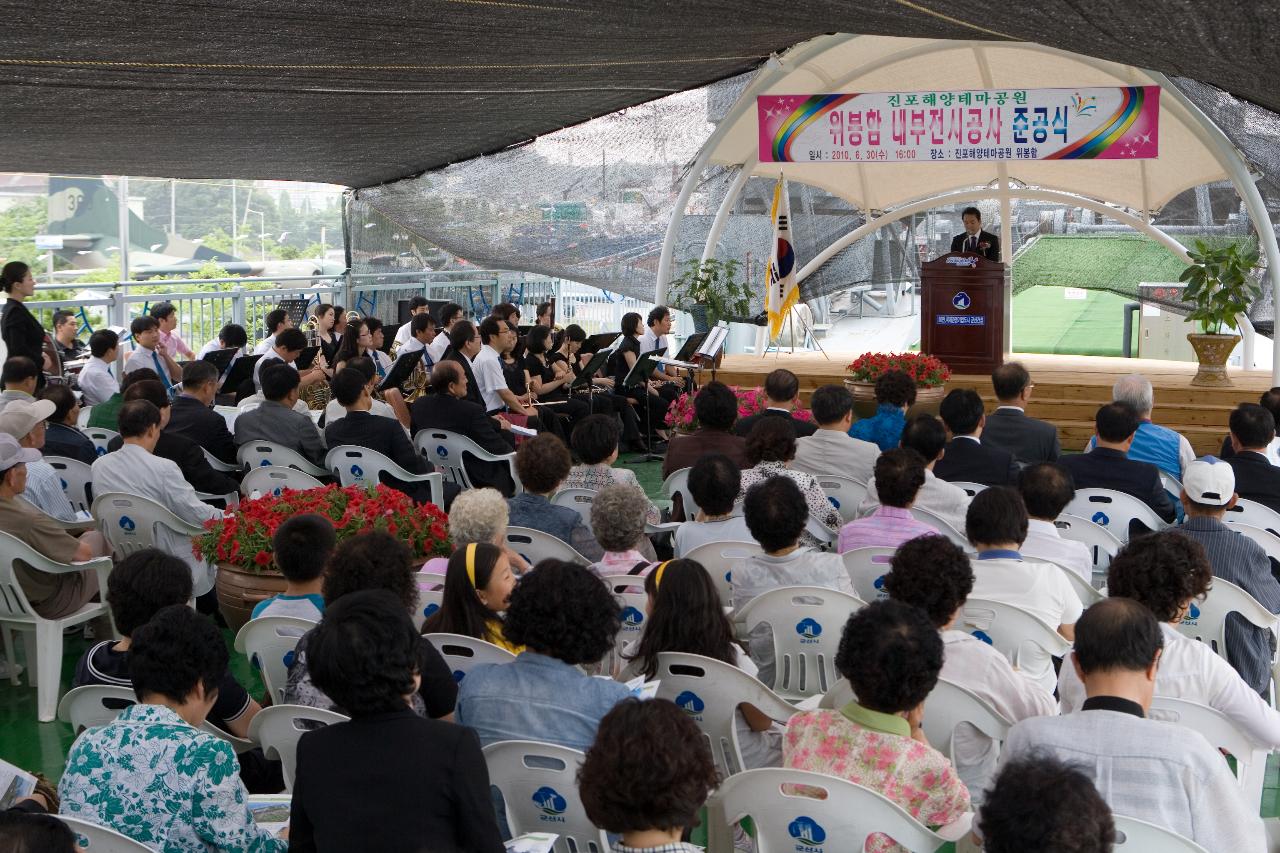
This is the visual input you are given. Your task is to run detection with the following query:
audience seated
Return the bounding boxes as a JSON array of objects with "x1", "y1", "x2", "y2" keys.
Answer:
[
  {"x1": 934, "y1": 388, "x2": 1018, "y2": 486},
  {"x1": 1175, "y1": 458, "x2": 1280, "y2": 695},
  {"x1": 1057, "y1": 401, "x2": 1176, "y2": 526},
  {"x1": 1004, "y1": 597, "x2": 1266, "y2": 853},
  {"x1": 590, "y1": 483, "x2": 660, "y2": 573},
  {"x1": 1220, "y1": 387, "x2": 1280, "y2": 465},
  {"x1": 732, "y1": 369, "x2": 816, "y2": 439},
  {"x1": 0, "y1": 398, "x2": 77, "y2": 520},
  {"x1": 838, "y1": 448, "x2": 937, "y2": 553},
  {"x1": 784, "y1": 599, "x2": 970, "y2": 844},
  {"x1": 288, "y1": 590, "x2": 504, "y2": 852},
  {"x1": 58, "y1": 605, "x2": 288, "y2": 852},
  {"x1": 284, "y1": 532, "x2": 457, "y2": 719},
  {"x1": 579, "y1": 698, "x2": 721, "y2": 853},
  {"x1": 51, "y1": 309, "x2": 87, "y2": 362},
  {"x1": 87, "y1": 366, "x2": 159, "y2": 430},
  {"x1": 1017, "y1": 462, "x2": 1093, "y2": 580},
  {"x1": 979, "y1": 755, "x2": 1116, "y2": 853},
  {"x1": 738, "y1": 418, "x2": 840, "y2": 546},
  {"x1": 424, "y1": 486, "x2": 530, "y2": 575},
  {"x1": 673, "y1": 453, "x2": 752, "y2": 557},
  {"x1": 981, "y1": 361, "x2": 1060, "y2": 465},
  {"x1": 506, "y1": 433, "x2": 604, "y2": 561},
  {"x1": 1092, "y1": 373, "x2": 1194, "y2": 478},
  {"x1": 0, "y1": 808, "x2": 77, "y2": 851},
  {"x1": 848, "y1": 369, "x2": 914, "y2": 451},
  {"x1": 662, "y1": 381, "x2": 747, "y2": 478},
  {"x1": 234, "y1": 363, "x2": 327, "y2": 465},
  {"x1": 456, "y1": 559, "x2": 629, "y2": 750},
  {"x1": 0, "y1": 355, "x2": 38, "y2": 413},
  {"x1": 857, "y1": 414, "x2": 971, "y2": 532},
  {"x1": 422, "y1": 542, "x2": 522, "y2": 652},
  {"x1": 1059, "y1": 529, "x2": 1280, "y2": 747},
  {"x1": 38, "y1": 384, "x2": 96, "y2": 465},
  {"x1": 251, "y1": 514, "x2": 336, "y2": 623},
  {"x1": 883, "y1": 535, "x2": 1054, "y2": 801},
  {"x1": 322, "y1": 354, "x2": 404, "y2": 428},
  {"x1": 410, "y1": 360, "x2": 517, "y2": 496},
  {"x1": 563, "y1": 413, "x2": 660, "y2": 525},
  {"x1": 792, "y1": 383, "x2": 878, "y2": 482},
  {"x1": 1224, "y1": 402, "x2": 1280, "y2": 513},
  {"x1": 122, "y1": 315, "x2": 180, "y2": 387},
  {"x1": 166, "y1": 360, "x2": 237, "y2": 464},
  {"x1": 76, "y1": 329, "x2": 120, "y2": 406},
  {"x1": 966, "y1": 487, "x2": 1083, "y2": 692}
]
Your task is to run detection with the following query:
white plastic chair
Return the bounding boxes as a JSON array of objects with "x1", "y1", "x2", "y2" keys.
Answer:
[
  {"x1": 0, "y1": 531, "x2": 113, "y2": 722},
  {"x1": 194, "y1": 490, "x2": 239, "y2": 508},
  {"x1": 1158, "y1": 470, "x2": 1184, "y2": 499},
  {"x1": 949, "y1": 480, "x2": 989, "y2": 497},
  {"x1": 682, "y1": 540, "x2": 763, "y2": 606},
  {"x1": 959, "y1": 598, "x2": 1071, "y2": 686},
  {"x1": 707, "y1": 768, "x2": 972, "y2": 853},
  {"x1": 482, "y1": 740, "x2": 609, "y2": 853},
  {"x1": 1113, "y1": 814, "x2": 1210, "y2": 852},
  {"x1": 1224, "y1": 497, "x2": 1280, "y2": 537},
  {"x1": 1230, "y1": 523, "x2": 1280, "y2": 567},
  {"x1": 841, "y1": 547, "x2": 896, "y2": 602},
  {"x1": 233, "y1": 616, "x2": 315, "y2": 705},
  {"x1": 660, "y1": 465, "x2": 698, "y2": 518},
  {"x1": 1041, "y1": 558, "x2": 1105, "y2": 605},
  {"x1": 240, "y1": 464, "x2": 324, "y2": 498},
  {"x1": 82, "y1": 427, "x2": 119, "y2": 458},
  {"x1": 1065, "y1": 488, "x2": 1167, "y2": 541},
  {"x1": 653, "y1": 652, "x2": 797, "y2": 778},
  {"x1": 236, "y1": 441, "x2": 329, "y2": 478},
  {"x1": 45, "y1": 455, "x2": 94, "y2": 513},
  {"x1": 803, "y1": 514, "x2": 838, "y2": 550},
  {"x1": 922, "y1": 678, "x2": 1013, "y2": 769},
  {"x1": 550, "y1": 487, "x2": 595, "y2": 525},
  {"x1": 413, "y1": 428, "x2": 520, "y2": 493},
  {"x1": 213, "y1": 404, "x2": 240, "y2": 432},
  {"x1": 1177, "y1": 576, "x2": 1278, "y2": 664},
  {"x1": 201, "y1": 447, "x2": 241, "y2": 474},
  {"x1": 91, "y1": 492, "x2": 204, "y2": 560},
  {"x1": 57, "y1": 815, "x2": 155, "y2": 852},
  {"x1": 601, "y1": 574, "x2": 649, "y2": 673},
  {"x1": 816, "y1": 474, "x2": 868, "y2": 524},
  {"x1": 248, "y1": 704, "x2": 349, "y2": 791},
  {"x1": 1054, "y1": 513, "x2": 1122, "y2": 576},
  {"x1": 1149, "y1": 696, "x2": 1269, "y2": 810},
  {"x1": 76, "y1": 405, "x2": 92, "y2": 428},
  {"x1": 909, "y1": 506, "x2": 975, "y2": 553},
  {"x1": 735, "y1": 586, "x2": 866, "y2": 700},
  {"x1": 413, "y1": 580, "x2": 444, "y2": 631},
  {"x1": 505, "y1": 526, "x2": 589, "y2": 566},
  {"x1": 325, "y1": 445, "x2": 444, "y2": 507},
  {"x1": 423, "y1": 632, "x2": 517, "y2": 683},
  {"x1": 57, "y1": 684, "x2": 134, "y2": 732}
]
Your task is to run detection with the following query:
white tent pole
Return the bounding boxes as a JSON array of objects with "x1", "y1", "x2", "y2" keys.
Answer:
[{"x1": 999, "y1": 187, "x2": 1014, "y2": 355}]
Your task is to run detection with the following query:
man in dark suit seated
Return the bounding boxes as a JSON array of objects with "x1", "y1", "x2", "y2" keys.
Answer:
[
  {"x1": 409, "y1": 360, "x2": 517, "y2": 496},
  {"x1": 934, "y1": 388, "x2": 1018, "y2": 487},
  {"x1": 166, "y1": 361, "x2": 237, "y2": 465},
  {"x1": 732, "y1": 368, "x2": 816, "y2": 439},
  {"x1": 949, "y1": 205, "x2": 1000, "y2": 261},
  {"x1": 1058, "y1": 401, "x2": 1176, "y2": 531},
  {"x1": 441, "y1": 320, "x2": 486, "y2": 408},
  {"x1": 1224, "y1": 402, "x2": 1280, "y2": 514},
  {"x1": 662, "y1": 381, "x2": 749, "y2": 520},
  {"x1": 981, "y1": 361, "x2": 1060, "y2": 465}
]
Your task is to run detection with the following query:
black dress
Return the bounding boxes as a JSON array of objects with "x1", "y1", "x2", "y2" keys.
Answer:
[
  {"x1": 1, "y1": 298, "x2": 47, "y2": 386},
  {"x1": 612, "y1": 335, "x2": 670, "y2": 435},
  {"x1": 525, "y1": 352, "x2": 591, "y2": 435}
]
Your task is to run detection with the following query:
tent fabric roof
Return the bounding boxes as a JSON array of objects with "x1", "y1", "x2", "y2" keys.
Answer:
[{"x1": 4, "y1": 1, "x2": 1280, "y2": 188}]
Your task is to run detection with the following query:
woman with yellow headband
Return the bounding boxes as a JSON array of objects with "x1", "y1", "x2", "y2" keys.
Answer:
[{"x1": 422, "y1": 542, "x2": 523, "y2": 654}]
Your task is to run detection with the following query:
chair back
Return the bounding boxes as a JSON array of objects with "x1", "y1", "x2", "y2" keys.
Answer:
[
  {"x1": 803, "y1": 514, "x2": 838, "y2": 550},
  {"x1": 959, "y1": 597, "x2": 1071, "y2": 683},
  {"x1": 1113, "y1": 814, "x2": 1210, "y2": 852},
  {"x1": 505, "y1": 526, "x2": 589, "y2": 566},
  {"x1": 200, "y1": 447, "x2": 241, "y2": 473},
  {"x1": 735, "y1": 586, "x2": 866, "y2": 699},
  {"x1": 91, "y1": 492, "x2": 203, "y2": 558},
  {"x1": 1228, "y1": 523, "x2": 1280, "y2": 567},
  {"x1": 1064, "y1": 488, "x2": 1166, "y2": 541},
  {"x1": 324, "y1": 445, "x2": 443, "y2": 506},
  {"x1": 922, "y1": 678, "x2": 1013, "y2": 768},
  {"x1": 413, "y1": 429, "x2": 520, "y2": 493},
  {"x1": 1177, "y1": 576, "x2": 1278, "y2": 663},
  {"x1": 815, "y1": 474, "x2": 868, "y2": 523},
  {"x1": 1158, "y1": 470, "x2": 1184, "y2": 500},
  {"x1": 1224, "y1": 497, "x2": 1280, "y2": 537},
  {"x1": 423, "y1": 632, "x2": 517, "y2": 683},
  {"x1": 661, "y1": 466, "x2": 698, "y2": 518},
  {"x1": 652, "y1": 652, "x2": 798, "y2": 778},
  {"x1": 1042, "y1": 558, "x2": 1105, "y2": 605},
  {"x1": 1054, "y1": 513, "x2": 1122, "y2": 575},
  {"x1": 248, "y1": 704, "x2": 349, "y2": 791},
  {"x1": 482, "y1": 740, "x2": 609, "y2": 853},
  {"x1": 213, "y1": 405, "x2": 239, "y2": 432},
  {"x1": 908, "y1": 506, "x2": 974, "y2": 553},
  {"x1": 949, "y1": 481, "x2": 988, "y2": 497},
  {"x1": 601, "y1": 574, "x2": 650, "y2": 674},
  {"x1": 233, "y1": 616, "x2": 316, "y2": 705},
  {"x1": 45, "y1": 455, "x2": 94, "y2": 513},
  {"x1": 82, "y1": 427, "x2": 118, "y2": 458},
  {"x1": 241, "y1": 464, "x2": 324, "y2": 498},
  {"x1": 550, "y1": 488, "x2": 596, "y2": 525},
  {"x1": 235, "y1": 441, "x2": 328, "y2": 477},
  {"x1": 841, "y1": 547, "x2": 896, "y2": 602},
  {"x1": 57, "y1": 684, "x2": 135, "y2": 733},
  {"x1": 682, "y1": 540, "x2": 763, "y2": 605},
  {"x1": 1148, "y1": 696, "x2": 1269, "y2": 809},
  {"x1": 413, "y1": 578, "x2": 444, "y2": 631},
  {"x1": 57, "y1": 815, "x2": 154, "y2": 852}
]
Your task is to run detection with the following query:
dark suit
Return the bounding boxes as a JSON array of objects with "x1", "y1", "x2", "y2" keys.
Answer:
[
  {"x1": 444, "y1": 349, "x2": 485, "y2": 408},
  {"x1": 1058, "y1": 447, "x2": 1176, "y2": 526},
  {"x1": 662, "y1": 427, "x2": 750, "y2": 520},
  {"x1": 950, "y1": 229, "x2": 1001, "y2": 262},
  {"x1": 410, "y1": 393, "x2": 517, "y2": 496},
  {"x1": 733, "y1": 407, "x2": 817, "y2": 439},
  {"x1": 325, "y1": 410, "x2": 438, "y2": 504},
  {"x1": 43, "y1": 422, "x2": 98, "y2": 466},
  {"x1": 107, "y1": 431, "x2": 239, "y2": 497},
  {"x1": 1226, "y1": 451, "x2": 1280, "y2": 515},
  {"x1": 934, "y1": 435, "x2": 1019, "y2": 487},
  {"x1": 165, "y1": 394, "x2": 237, "y2": 464},
  {"x1": 981, "y1": 407, "x2": 1060, "y2": 465}
]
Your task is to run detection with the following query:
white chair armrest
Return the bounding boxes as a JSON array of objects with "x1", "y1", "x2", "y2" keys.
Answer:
[
  {"x1": 203, "y1": 451, "x2": 241, "y2": 473},
  {"x1": 645, "y1": 521, "x2": 681, "y2": 535},
  {"x1": 933, "y1": 812, "x2": 974, "y2": 843}
]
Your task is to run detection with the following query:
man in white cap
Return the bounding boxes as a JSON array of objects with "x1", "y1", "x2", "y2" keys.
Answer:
[
  {"x1": 1179, "y1": 457, "x2": 1280, "y2": 696},
  {"x1": 0, "y1": 398, "x2": 76, "y2": 521}
]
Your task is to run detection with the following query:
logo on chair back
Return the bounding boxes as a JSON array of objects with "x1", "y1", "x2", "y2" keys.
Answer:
[
  {"x1": 828, "y1": 496, "x2": 840, "y2": 510},
  {"x1": 621, "y1": 606, "x2": 644, "y2": 629},
  {"x1": 118, "y1": 515, "x2": 136, "y2": 533},
  {"x1": 1182, "y1": 602, "x2": 1200, "y2": 626},
  {"x1": 435, "y1": 445, "x2": 448, "y2": 459},
  {"x1": 1091, "y1": 511, "x2": 1110, "y2": 527},
  {"x1": 350, "y1": 464, "x2": 363, "y2": 479},
  {"x1": 532, "y1": 786, "x2": 567, "y2": 822},
  {"x1": 259, "y1": 459, "x2": 271, "y2": 467},
  {"x1": 872, "y1": 575, "x2": 888, "y2": 599},
  {"x1": 283, "y1": 650, "x2": 296, "y2": 669},
  {"x1": 788, "y1": 816, "x2": 827, "y2": 848},
  {"x1": 795, "y1": 618, "x2": 822, "y2": 644},
  {"x1": 96, "y1": 446, "x2": 107, "y2": 456},
  {"x1": 674, "y1": 690, "x2": 705, "y2": 717},
  {"x1": 971, "y1": 629, "x2": 994, "y2": 645},
  {"x1": 422, "y1": 602, "x2": 440, "y2": 619}
]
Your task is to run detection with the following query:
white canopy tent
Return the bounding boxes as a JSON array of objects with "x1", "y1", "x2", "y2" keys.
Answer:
[{"x1": 655, "y1": 34, "x2": 1280, "y2": 380}]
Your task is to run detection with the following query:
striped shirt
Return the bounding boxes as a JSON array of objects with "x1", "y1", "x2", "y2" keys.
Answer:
[{"x1": 837, "y1": 505, "x2": 937, "y2": 554}]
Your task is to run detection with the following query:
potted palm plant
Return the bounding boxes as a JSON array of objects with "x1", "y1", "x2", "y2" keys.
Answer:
[
  {"x1": 1179, "y1": 238, "x2": 1261, "y2": 387},
  {"x1": 668, "y1": 257, "x2": 751, "y2": 334}
]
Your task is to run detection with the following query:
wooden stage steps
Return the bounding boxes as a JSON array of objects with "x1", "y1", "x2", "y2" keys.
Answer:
[{"x1": 713, "y1": 352, "x2": 1276, "y2": 457}]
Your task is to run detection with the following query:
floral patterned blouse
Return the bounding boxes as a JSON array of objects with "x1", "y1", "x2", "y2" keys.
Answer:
[
  {"x1": 737, "y1": 461, "x2": 840, "y2": 547},
  {"x1": 59, "y1": 703, "x2": 286, "y2": 852},
  {"x1": 784, "y1": 703, "x2": 970, "y2": 853}
]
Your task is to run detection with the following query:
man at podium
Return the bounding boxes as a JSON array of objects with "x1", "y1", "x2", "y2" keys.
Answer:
[{"x1": 950, "y1": 206, "x2": 1001, "y2": 262}]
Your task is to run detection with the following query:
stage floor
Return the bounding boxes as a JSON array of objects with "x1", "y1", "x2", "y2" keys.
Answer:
[{"x1": 715, "y1": 352, "x2": 1274, "y2": 456}]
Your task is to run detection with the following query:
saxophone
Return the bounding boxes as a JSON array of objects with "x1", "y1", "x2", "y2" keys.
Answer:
[{"x1": 300, "y1": 315, "x2": 332, "y2": 411}]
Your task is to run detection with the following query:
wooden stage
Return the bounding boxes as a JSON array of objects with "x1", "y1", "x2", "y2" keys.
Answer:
[{"x1": 714, "y1": 352, "x2": 1276, "y2": 457}]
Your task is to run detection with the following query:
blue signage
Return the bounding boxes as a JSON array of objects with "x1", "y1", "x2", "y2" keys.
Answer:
[{"x1": 936, "y1": 314, "x2": 985, "y2": 326}]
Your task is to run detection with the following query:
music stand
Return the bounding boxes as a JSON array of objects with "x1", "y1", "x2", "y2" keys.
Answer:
[
  {"x1": 674, "y1": 332, "x2": 708, "y2": 363},
  {"x1": 293, "y1": 345, "x2": 321, "y2": 371},
  {"x1": 221, "y1": 353, "x2": 262, "y2": 400},
  {"x1": 580, "y1": 332, "x2": 620, "y2": 356},
  {"x1": 277, "y1": 299, "x2": 310, "y2": 329},
  {"x1": 622, "y1": 348, "x2": 668, "y2": 462},
  {"x1": 200, "y1": 347, "x2": 238, "y2": 376},
  {"x1": 379, "y1": 350, "x2": 425, "y2": 393},
  {"x1": 569, "y1": 349, "x2": 612, "y2": 393}
]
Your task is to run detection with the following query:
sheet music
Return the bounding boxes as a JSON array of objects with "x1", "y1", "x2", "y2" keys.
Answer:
[{"x1": 696, "y1": 325, "x2": 729, "y2": 359}]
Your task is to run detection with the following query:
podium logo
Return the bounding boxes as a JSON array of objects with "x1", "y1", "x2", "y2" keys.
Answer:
[
  {"x1": 532, "y1": 786, "x2": 568, "y2": 822},
  {"x1": 796, "y1": 618, "x2": 823, "y2": 643},
  {"x1": 675, "y1": 690, "x2": 705, "y2": 716},
  {"x1": 951, "y1": 291, "x2": 972, "y2": 310},
  {"x1": 788, "y1": 816, "x2": 827, "y2": 847}
]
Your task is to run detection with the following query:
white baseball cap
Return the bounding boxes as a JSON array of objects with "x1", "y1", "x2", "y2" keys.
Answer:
[
  {"x1": 0, "y1": 432, "x2": 41, "y2": 472},
  {"x1": 0, "y1": 399, "x2": 55, "y2": 441},
  {"x1": 1183, "y1": 458, "x2": 1236, "y2": 506}
]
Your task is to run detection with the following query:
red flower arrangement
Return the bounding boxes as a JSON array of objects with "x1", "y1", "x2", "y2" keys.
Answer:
[
  {"x1": 845, "y1": 352, "x2": 951, "y2": 387},
  {"x1": 665, "y1": 385, "x2": 813, "y2": 432},
  {"x1": 194, "y1": 483, "x2": 451, "y2": 574}
]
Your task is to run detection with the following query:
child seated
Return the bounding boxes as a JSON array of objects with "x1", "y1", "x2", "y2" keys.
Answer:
[
  {"x1": 251, "y1": 513, "x2": 336, "y2": 623},
  {"x1": 422, "y1": 542, "x2": 522, "y2": 653}
]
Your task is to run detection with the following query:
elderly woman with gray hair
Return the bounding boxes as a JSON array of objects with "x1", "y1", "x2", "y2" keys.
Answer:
[
  {"x1": 419, "y1": 487, "x2": 531, "y2": 575},
  {"x1": 589, "y1": 483, "x2": 658, "y2": 575}
]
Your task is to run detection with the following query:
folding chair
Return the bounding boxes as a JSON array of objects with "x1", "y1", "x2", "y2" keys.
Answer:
[
  {"x1": 57, "y1": 815, "x2": 154, "y2": 852},
  {"x1": 841, "y1": 547, "x2": 896, "y2": 602},
  {"x1": 550, "y1": 487, "x2": 595, "y2": 525},
  {"x1": 660, "y1": 466, "x2": 697, "y2": 518},
  {"x1": 412, "y1": 429, "x2": 520, "y2": 493},
  {"x1": 81, "y1": 427, "x2": 118, "y2": 458},
  {"x1": 325, "y1": 445, "x2": 444, "y2": 508},
  {"x1": 91, "y1": 492, "x2": 204, "y2": 560},
  {"x1": 483, "y1": 740, "x2": 609, "y2": 853},
  {"x1": 922, "y1": 678, "x2": 1013, "y2": 769},
  {"x1": 1224, "y1": 497, "x2": 1280, "y2": 537},
  {"x1": 735, "y1": 586, "x2": 866, "y2": 700},
  {"x1": 682, "y1": 540, "x2": 763, "y2": 606},
  {"x1": 423, "y1": 632, "x2": 517, "y2": 683},
  {"x1": 1064, "y1": 488, "x2": 1167, "y2": 541},
  {"x1": 505, "y1": 526, "x2": 589, "y2": 566},
  {"x1": 908, "y1": 506, "x2": 974, "y2": 553},
  {"x1": 1149, "y1": 696, "x2": 1269, "y2": 811},
  {"x1": 248, "y1": 704, "x2": 349, "y2": 791},
  {"x1": 240, "y1": 464, "x2": 324, "y2": 498},
  {"x1": 815, "y1": 474, "x2": 868, "y2": 524},
  {"x1": 233, "y1": 616, "x2": 317, "y2": 705},
  {"x1": 1113, "y1": 814, "x2": 1210, "y2": 852},
  {"x1": 959, "y1": 598, "x2": 1071, "y2": 688},
  {"x1": 45, "y1": 455, "x2": 94, "y2": 513},
  {"x1": 1054, "y1": 513, "x2": 1122, "y2": 577},
  {"x1": 57, "y1": 684, "x2": 134, "y2": 733},
  {"x1": 236, "y1": 441, "x2": 329, "y2": 478}
]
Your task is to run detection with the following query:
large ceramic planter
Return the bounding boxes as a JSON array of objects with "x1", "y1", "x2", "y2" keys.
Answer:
[
  {"x1": 216, "y1": 563, "x2": 289, "y2": 632},
  {"x1": 1187, "y1": 333, "x2": 1240, "y2": 387},
  {"x1": 844, "y1": 379, "x2": 946, "y2": 419}
]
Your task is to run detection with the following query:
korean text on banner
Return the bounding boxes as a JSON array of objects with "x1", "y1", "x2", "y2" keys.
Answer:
[
  {"x1": 765, "y1": 177, "x2": 798, "y2": 339},
  {"x1": 758, "y1": 86, "x2": 1160, "y2": 164}
]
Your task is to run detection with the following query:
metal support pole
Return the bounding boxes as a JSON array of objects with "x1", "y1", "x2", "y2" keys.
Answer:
[
  {"x1": 170, "y1": 179, "x2": 176, "y2": 235},
  {"x1": 231, "y1": 287, "x2": 245, "y2": 327},
  {"x1": 116, "y1": 176, "x2": 131, "y2": 281}
]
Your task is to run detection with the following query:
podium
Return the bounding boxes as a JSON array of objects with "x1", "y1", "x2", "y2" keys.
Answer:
[{"x1": 920, "y1": 253, "x2": 1007, "y2": 374}]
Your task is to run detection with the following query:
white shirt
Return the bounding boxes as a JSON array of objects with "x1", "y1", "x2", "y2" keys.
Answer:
[
  {"x1": 323, "y1": 397, "x2": 404, "y2": 433},
  {"x1": 399, "y1": 337, "x2": 425, "y2": 355},
  {"x1": 197, "y1": 338, "x2": 222, "y2": 358},
  {"x1": 426, "y1": 332, "x2": 451, "y2": 363},
  {"x1": 253, "y1": 349, "x2": 296, "y2": 392},
  {"x1": 1058, "y1": 622, "x2": 1280, "y2": 748},
  {"x1": 472, "y1": 344, "x2": 508, "y2": 413},
  {"x1": 91, "y1": 444, "x2": 223, "y2": 596},
  {"x1": 123, "y1": 345, "x2": 171, "y2": 381},
  {"x1": 393, "y1": 323, "x2": 414, "y2": 348},
  {"x1": 639, "y1": 327, "x2": 668, "y2": 356},
  {"x1": 792, "y1": 429, "x2": 879, "y2": 483},
  {"x1": 253, "y1": 334, "x2": 277, "y2": 356},
  {"x1": 78, "y1": 356, "x2": 119, "y2": 405},
  {"x1": 673, "y1": 516, "x2": 754, "y2": 558},
  {"x1": 1020, "y1": 518, "x2": 1094, "y2": 581},
  {"x1": 857, "y1": 468, "x2": 971, "y2": 532}
]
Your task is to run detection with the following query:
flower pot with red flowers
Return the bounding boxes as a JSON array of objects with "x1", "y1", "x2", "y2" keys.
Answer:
[
  {"x1": 844, "y1": 352, "x2": 951, "y2": 419},
  {"x1": 195, "y1": 483, "x2": 451, "y2": 631},
  {"x1": 665, "y1": 385, "x2": 813, "y2": 434}
]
